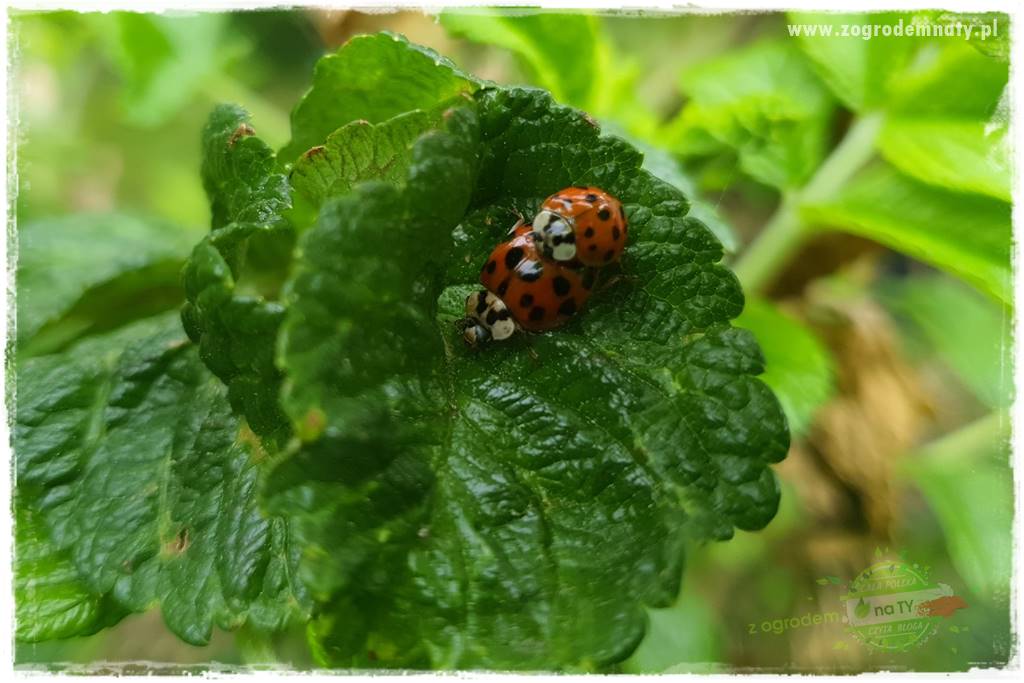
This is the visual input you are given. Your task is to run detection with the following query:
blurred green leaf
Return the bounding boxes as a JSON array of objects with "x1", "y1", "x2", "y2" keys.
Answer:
[
  {"x1": 15, "y1": 313, "x2": 310, "y2": 646},
  {"x1": 788, "y1": 12, "x2": 919, "y2": 112},
  {"x1": 935, "y1": 12, "x2": 1009, "y2": 62},
  {"x1": 900, "y1": 413, "x2": 1012, "y2": 603},
  {"x1": 621, "y1": 589, "x2": 722, "y2": 672},
  {"x1": 889, "y1": 41, "x2": 1008, "y2": 119},
  {"x1": 440, "y1": 10, "x2": 657, "y2": 139},
  {"x1": 735, "y1": 299, "x2": 834, "y2": 435},
  {"x1": 667, "y1": 40, "x2": 834, "y2": 189},
  {"x1": 264, "y1": 86, "x2": 787, "y2": 670},
  {"x1": 803, "y1": 164, "x2": 1011, "y2": 303},
  {"x1": 880, "y1": 274, "x2": 1011, "y2": 409},
  {"x1": 441, "y1": 9, "x2": 602, "y2": 107},
  {"x1": 16, "y1": 213, "x2": 197, "y2": 355},
  {"x1": 15, "y1": 500, "x2": 125, "y2": 642},
  {"x1": 96, "y1": 13, "x2": 235, "y2": 126},
  {"x1": 280, "y1": 32, "x2": 478, "y2": 163},
  {"x1": 878, "y1": 119, "x2": 1010, "y2": 201}
]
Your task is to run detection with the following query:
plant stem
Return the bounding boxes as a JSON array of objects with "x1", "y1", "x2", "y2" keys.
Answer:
[{"x1": 733, "y1": 112, "x2": 884, "y2": 293}]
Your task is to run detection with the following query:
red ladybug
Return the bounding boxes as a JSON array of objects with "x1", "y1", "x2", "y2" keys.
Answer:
[
  {"x1": 460, "y1": 221, "x2": 596, "y2": 346},
  {"x1": 532, "y1": 186, "x2": 628, "y2": 267}
]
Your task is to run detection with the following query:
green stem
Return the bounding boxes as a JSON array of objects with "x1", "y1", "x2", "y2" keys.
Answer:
[
  {"x1": 910, "y1": 410, "x2": 1009, "y2": 466},
  {"x1": 733, "y1": 112, "x2": 885, "y2": 293}
]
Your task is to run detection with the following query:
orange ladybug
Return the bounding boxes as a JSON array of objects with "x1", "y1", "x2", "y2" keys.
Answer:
[
  {"x1": 532, "y1": 186, "x2": 628, "y2": 267},
  {"x1": 460, "y1": 221, "x2": 596, "y2": 346}
]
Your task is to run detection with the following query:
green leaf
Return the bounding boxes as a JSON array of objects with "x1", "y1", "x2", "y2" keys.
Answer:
[
  {"x1": 735, "y1": 298, "x2": 833, "y2": 435},
  {"x1": 15, "y1": 500, "x2": 125, "y2": 642},
  {"x1": 803, "y1": 163, "x2": 1011, "y2": 303},
  {"x1": 93, "y1": 12, "x2": 233, "y2": 127},
  {"x1": 289, "y1": 110, "x2": 438, "y2": 210},
  {"x1": 605, "y1": 123, "x2": 738, "y2": 253},
  {"x1": 440, "y1": 9, "x2": 602, "y2": 108},
  {"x1": 879, "y1": 274, "x2": 1012, "y2": 409},
  {"x1": 265, "y1": 87, "x2": 787, "y2": 670},
  {"x1": 280, "y1": 32, "x2": 478, "y2": 163},
  {"x1": 787, "y1": 11, "x2": 919, "y2": 112},
  {"x1": 16, "y1": 213, "x2": 197, "y2": 355},
  {"x1": 667, "y1": 39, "x2": 834, "y2": 189},
  {"x1": 15, "y1": 313, "x2": 310, "y2": 645},
  {"x1": 888, "y1": 41, "x2": 1008, "y2": 119},
  {"x1": 185, "y1": 104, "x2": 294, "y2": 439},
  {"x1": 878, "y1": 118, "x2": 1010, "y2": 201},
  {"x1": 899, "y1": 414, "x2": 1012, "y2": 603}
]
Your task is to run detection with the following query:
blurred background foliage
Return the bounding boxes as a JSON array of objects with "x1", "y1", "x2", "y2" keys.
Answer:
[{"x1": 11, "y1": 7, "x2": 1012, "y2": 673}]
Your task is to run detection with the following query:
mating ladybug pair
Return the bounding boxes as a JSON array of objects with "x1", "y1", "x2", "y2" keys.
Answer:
[{"x1": 460, "y1": 186, "x2": 628, "y2": 347}]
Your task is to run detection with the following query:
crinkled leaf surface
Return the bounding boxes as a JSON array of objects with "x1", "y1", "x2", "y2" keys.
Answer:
[
  {"x1": 14, "y1": 500, "x2": 126, "y2": 642},
  {"x1": 184, "y1": 104, "x2": 294, "y2": 438},
  {"x1": 15, "y1": 313, "x2": 309, "y2": 645},
  {"x1": 289, "y1": 109, "x2": 438, "y2": 210},
  {"x1": 263, "y1": 86, "x2": 788, "y2": 670},
  {"x1": 280, "y1": 32, "x2": 478, "y2": 162},
  {"x1": 803, "y1": 163, "x2": 1011, "y2": 303},
  {"x1": 16, "y1": 213, "x2": 197, "y2": 355}
]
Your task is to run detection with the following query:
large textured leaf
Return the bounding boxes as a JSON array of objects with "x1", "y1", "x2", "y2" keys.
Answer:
[
  {"x1": 14, "y1": 501, "x2": 125, "y2": 642},
  {"x1": 803, "y1": 164, "x2": 1011, "y2": 303},
  {"x1": 279, "y1": 32, "x2": 478, "y2": 162},
  {"x1": 183, "y1": 104, "x2": 294, "y2": 438},
  {"x1": 264, "y1": 87, "x2": 788, "y2": 670},
  {"x1": 666, "y1": 39, "x2": 834, "y2": 189},
  {"x1": 878, "y1": 118, "x2": 1010, "y2": 201},
  {"x1": 14, "y1": 313, "x2": 309, "y2": 645},
  {"x1": 16, "y1": 213, "x2": 197, "y2": 355},
  {"x1": 289, "y1": 109, "x2": 438, "y2": 210},
  {"x1": 735, "y1": 298, "x2": 833, "y2": 436}
]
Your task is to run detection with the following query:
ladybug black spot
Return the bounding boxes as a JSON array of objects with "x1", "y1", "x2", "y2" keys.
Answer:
[
  {"x1": 520, "y1": 293, "x2": 534, "y2": 308},
  {"x1": 612, "y1": 226, "x2": 621, "y2": 241},
  {"x1": 552, "y1": 276, "x2": 571, "y2": 297},
  {"x1": 588, "y1": 244, "x2": 598, "y2": 252},
  {"x1": 584, "y1": 227, "x2": 595, "y2": 238},
  {"x1": 598, "y1": 208, "x2": 611, "y2": 221},
  {"x1": 497, "y1": 277, "x2": 510, "y2": 297},
  {"x1": 504, "y1": 247, "x2": 524, "y2": 269},
  {"x1": 558, "y1": 299, "x2": 577, "y2": 317},
  {"x1": 585, "y1": 193, "x2": 598, "y2": 203},
  {"x1": 529, "y1": 306, "x2": 546, "y2": 321},
  {"x1": 484, "y1": 260, "x2": 497, "y2": 274},
  {"x1": 604, "y1": 249, "x2": 615, "y2": 262}
]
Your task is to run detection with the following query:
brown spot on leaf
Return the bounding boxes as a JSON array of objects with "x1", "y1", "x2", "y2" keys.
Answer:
[
  {"x1": 228, "y1": 123, "x2": 255, "y2": 147},
  {"x1": 164, "y1": 529, "x2": 190, "y2": 556},
  {"x1": 303, "y1": 145, "x2": 326, "y2": 159}
]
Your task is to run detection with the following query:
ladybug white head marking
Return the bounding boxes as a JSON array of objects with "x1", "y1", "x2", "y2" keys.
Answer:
[
  {"x1": 461, "y1": 290, "x2": 517, "y2": 345},
  {"x1": 532, "y1": 210, "x2": 577, "y2": 262}
]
